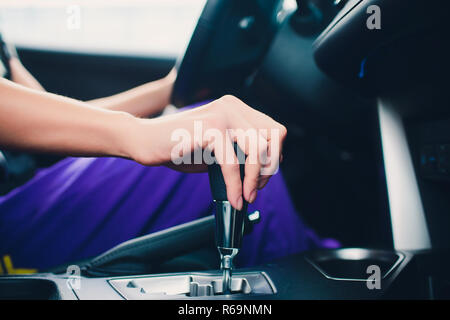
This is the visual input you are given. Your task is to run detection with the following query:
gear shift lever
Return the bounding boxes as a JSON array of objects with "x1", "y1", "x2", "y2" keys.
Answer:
[{"x1": 208, "y1": 144, "x2": 247, "y2": 294}]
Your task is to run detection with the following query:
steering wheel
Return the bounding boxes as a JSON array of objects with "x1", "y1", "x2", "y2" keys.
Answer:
[{"x1": 171, "y1": 0, "x2": 285, "y2": 107}]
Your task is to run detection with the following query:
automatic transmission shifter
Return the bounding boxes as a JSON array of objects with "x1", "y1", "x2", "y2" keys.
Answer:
[{"x1": 208, "y1": 144, "x2": 247, "y2": 294}]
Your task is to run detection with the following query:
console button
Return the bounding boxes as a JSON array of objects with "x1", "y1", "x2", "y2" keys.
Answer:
[
  {"x1": 420, "y1": 144, "x2": 437, "y2": 176},
  {"x1": 438, "y1": 144, "x2": 450, "y2": 175}
]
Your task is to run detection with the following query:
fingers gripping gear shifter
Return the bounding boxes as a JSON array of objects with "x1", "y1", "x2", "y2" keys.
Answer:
[{"x1": 208, "y1": 144, "x2": 247, "y2": 294}]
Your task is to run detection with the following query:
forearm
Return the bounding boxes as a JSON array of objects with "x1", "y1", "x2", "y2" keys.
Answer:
[
  {"x1": 10, "y1": 55, "x2": 174, "y2": 117},
  {"x1": 0, "y1": 78, "x2": 136, "y2": 158},
  {"x1": 88, "y1": 76, "x2": 174, "y2": 118},
  {"x1": 9, "y1": 57, "x2": 45, "y2": 92}
]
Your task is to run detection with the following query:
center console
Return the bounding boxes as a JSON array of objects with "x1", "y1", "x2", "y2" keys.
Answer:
[
  {"x1": 0, "y1": 247, "x2": 418, "y2": 300},
  {"x1": 312, "y1": 0, "x2": 450, "y2": 299}
]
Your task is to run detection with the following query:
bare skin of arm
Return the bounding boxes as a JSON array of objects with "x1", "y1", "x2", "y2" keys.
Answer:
[
  {"x1": 9, "y1": 57, "x2": 45, "y2": 92},
  {"x1": 9, "y1": 57, "x2": 175, "y2": 118},
  {"x1": 88, "y1": 69, "x2": 176, "y2": 118},
  {"x1": 0, "y1": 79, "x2": 286, "y2": 210}
]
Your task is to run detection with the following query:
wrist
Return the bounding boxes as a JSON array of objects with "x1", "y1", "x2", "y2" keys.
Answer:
[
  {"x1": 117, "y1": 115, "x2": 164, "y2": 166},
  {"x1": 164, "y1": 68, "x2": 177, "y2": 85},
  {"x1": 107, "y1": 111, "x2": 142, "y2": 160}
]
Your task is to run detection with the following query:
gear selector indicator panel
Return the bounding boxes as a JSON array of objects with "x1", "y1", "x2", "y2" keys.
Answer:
[{"x1": 108, "y1": 272, "x2": 275, "y2": 299}]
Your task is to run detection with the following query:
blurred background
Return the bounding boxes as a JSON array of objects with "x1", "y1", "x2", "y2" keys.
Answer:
[{"x1": 0, "y1": 0, "x2": 206, "y2": 58}]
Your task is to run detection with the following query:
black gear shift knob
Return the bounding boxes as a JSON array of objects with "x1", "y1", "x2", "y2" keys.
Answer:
[
  {"x1": 208, "y1": 143, "x2": 247, "y2": 249},
  {"x1": 208, "y1": 143, "x2": 247, "y2": 293}
]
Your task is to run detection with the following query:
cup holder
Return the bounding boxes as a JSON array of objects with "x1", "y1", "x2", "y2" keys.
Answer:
[{"x1": 305, "y1": 248, "x2": 404, "y2": 281}]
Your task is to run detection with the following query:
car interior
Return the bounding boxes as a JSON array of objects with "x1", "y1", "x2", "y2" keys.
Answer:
[{"x1": 1, "y1": 0, "x2": 450, "y2": 300}]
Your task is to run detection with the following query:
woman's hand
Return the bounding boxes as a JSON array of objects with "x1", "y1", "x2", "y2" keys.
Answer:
[
  {"x1": 164, "y1": 67, "x2": 177, "y2": 86},
  {"x1": 128, "y1": 95, "x2": 287, "y2": 210},
  {"x1": 0, "y1": 76, "x2": 285, "y2": 209}
]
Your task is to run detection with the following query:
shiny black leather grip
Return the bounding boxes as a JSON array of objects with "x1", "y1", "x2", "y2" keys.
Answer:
[{"x1": 207, "y1": 143, "x2": 246, "y2": 203}]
